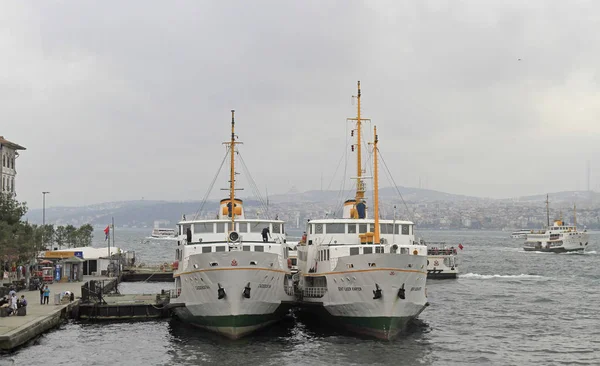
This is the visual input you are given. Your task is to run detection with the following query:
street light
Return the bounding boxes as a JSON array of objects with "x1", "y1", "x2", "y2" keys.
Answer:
[
  {"x1": 42, "y1": 191, "x2": 50, "y2": 248},
  {"x1": 42, "y1": 191, "x2": 50, "y2": 226}
]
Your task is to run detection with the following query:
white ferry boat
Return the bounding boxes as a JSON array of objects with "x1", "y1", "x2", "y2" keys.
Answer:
[
  {"x1": 169, "y1": 111, "x2": 295, "y2": 339},
  {"x1": 151, "y1": 227, "x2": 176, "y2": 239},
  {"x1": 296, "y1": 82, "x2": 428, "y2": 340},
  {"x1": 424, "y1": 241, "x2": 459, "y2": 279},
  {"x1": 511, "y1": 229, "x2": 531, "y2": 239},
  {"x1": 523, "y1": 197, "x2": 588, "y2": 253}
]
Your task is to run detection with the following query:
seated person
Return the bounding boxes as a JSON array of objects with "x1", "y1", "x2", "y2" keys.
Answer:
[
  {"x1": 17, "y1": 295, "x2": 27, "y2": 308},
  {"x1": 0, "y1": 296, "x2": 8, "y2": 306}
]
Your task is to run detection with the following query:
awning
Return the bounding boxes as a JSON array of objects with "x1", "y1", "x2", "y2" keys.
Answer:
[{"x1": 64, "y1": 256, "x2": 85, "y2": 263}]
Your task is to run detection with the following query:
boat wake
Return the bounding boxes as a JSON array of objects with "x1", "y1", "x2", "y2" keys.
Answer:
[{"x1": 461, "y1": 273, "x2": 550, "y2": 281}]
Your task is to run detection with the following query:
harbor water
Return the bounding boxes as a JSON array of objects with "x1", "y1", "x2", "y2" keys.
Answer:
[{"x1": 2, "y1": 228, "x2": 599, "y2": 366}]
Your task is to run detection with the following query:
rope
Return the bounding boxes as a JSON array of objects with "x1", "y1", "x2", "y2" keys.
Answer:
[
  {"x1": 378, "y1": 149, "x2": 416, "y2": 223},
  {"x1": 192, "y1": 148, "x2": 230, "y2": 220}
]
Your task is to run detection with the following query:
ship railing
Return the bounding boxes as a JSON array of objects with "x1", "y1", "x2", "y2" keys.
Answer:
[
  {"x1": 284, "y1": 285, "x2": 295, "y2": 296},
  {"x1": 169, "y1": 288, "x2": 181, "y2": 299},
  {"x1": 303, "y1": 287, "x2": 327, "y2": 298}
]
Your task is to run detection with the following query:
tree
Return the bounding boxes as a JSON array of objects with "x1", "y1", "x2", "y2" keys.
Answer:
[
  {"x1": 0, "y1": 193, "x2": 39, "y2": 267},
  {"x1": 64, "y1": 225, "x2": 77, "y2": 248},
  {"x1": 76, "y1": 224, "x2": 94, "y2": 247},
  {"x1": 55, "y1": 226, "x2": 67, "y2": 249}
]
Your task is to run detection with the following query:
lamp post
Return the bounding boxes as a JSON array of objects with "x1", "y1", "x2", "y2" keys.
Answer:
[{"x1": 42, "y1": 191, "x2": 50, "y2": 247}]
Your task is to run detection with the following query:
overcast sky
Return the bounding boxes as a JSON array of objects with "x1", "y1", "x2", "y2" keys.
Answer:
[{"x1": 3, "y1": 1, "x2": 600, "y2": 209}]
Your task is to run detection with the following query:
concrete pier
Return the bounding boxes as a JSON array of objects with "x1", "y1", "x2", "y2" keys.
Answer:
[{"x1": 0, "y1": 276, "x2": 108, "y2": 352}]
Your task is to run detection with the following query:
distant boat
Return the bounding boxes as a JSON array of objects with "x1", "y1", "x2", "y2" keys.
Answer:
[
  {"x1": 511, "y1": 229, "x2": 530, "y2": 239},
  {"x1": 150, "y1": 228, "x2": 176, "y2": 239},
  {"x1": 150, "y1": 221, "x2": 176, "y2": 238},
  {"x1": 523, "y1": 196, "x2": 588, "y2": 253}
]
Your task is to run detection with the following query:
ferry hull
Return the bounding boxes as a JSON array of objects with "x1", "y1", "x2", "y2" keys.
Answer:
[
  {"x1": 173, "y1": 304, "x2": 290, "y2": 339},
  {"x1": 300, "y1": 254, "x2": 428, "y2": 340},
  {"x1": 171, "y1": 252, "x2": 294, "y2": 339},
  {"x1": 427, "y1": 270, "x2": 458, "y2": 279},
  {"x1": 523, "y1": 247, "x2": 585, "y2": 253}
]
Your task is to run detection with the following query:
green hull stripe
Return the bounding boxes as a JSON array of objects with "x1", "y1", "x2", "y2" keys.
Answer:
[
  {"x1": 336, "y1": 316, "x2": 410, "y2": 331},
  {"x1": 177, "y1": 306, "x2": 289, "y2": 328}
]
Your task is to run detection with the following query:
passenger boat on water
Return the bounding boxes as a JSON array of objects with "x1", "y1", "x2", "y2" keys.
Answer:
[
  {"x1": 296, "y1": 82, "x2": 428, "y2": 340},
  {"x1": 169, "y1": 111, "x2": 295, "y2": 339},
  {"x1": 424, "y1": 241, "x2": 460, "y2": 279},
  {"x1": 523, "y1": 195, "x2": 588, "y2": 253}
]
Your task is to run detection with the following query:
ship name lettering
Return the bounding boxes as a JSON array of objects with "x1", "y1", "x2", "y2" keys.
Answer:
[
  {"x1": 337, "y1": 286, "x2": 362, "y2": 291},
  {"x1": 258, "y1": 284, "x2": 271, "y2": 288},
  {"x1": 410, "y1": 287, "x2": 421, "y2": 291},
  {"x1": 195, "y1": 285, "x2": 211, "y2": 290}
]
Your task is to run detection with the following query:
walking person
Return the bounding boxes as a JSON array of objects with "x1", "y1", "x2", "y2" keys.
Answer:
[
  {"x1": 39, "y1": 282, "x2": 45, "y2": 304},
  {"x1": 43, "y1": 285, "x2": 50, "y2": 305}
]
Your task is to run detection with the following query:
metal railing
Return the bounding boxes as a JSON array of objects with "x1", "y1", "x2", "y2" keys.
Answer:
[
  {"x1": 302, "y1": 287, "x2": 327, "y2": 298},
  {"x1": 169, "y1": 288, "x2": 181, "y2": 299},
  {"x1": 284, "y1": 285, "x2": 295, "y2": 296}
]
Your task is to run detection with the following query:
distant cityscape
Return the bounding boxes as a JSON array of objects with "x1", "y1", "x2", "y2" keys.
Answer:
[{"x1": 23, "y1": 189, "x2": 600, "y2": 231}]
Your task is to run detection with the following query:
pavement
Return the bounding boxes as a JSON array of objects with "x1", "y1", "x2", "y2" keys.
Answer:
[{"x1": 0, "y1": 276, "x2": 109, "y2": 339}]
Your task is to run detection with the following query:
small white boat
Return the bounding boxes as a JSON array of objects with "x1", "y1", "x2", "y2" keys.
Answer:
[
  {"x1": 150, "y1": 227, "x2": 176, "y2": 239},
  {"x1": 511, "y1": 229, "x2": 531, "y2": 239},
  {"x1": 424, "y1": 241, "x2": 459, "y2": 279}
]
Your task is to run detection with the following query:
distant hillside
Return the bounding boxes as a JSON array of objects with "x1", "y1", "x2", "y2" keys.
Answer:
[
  {"x1": 267, "y1": 186, "x2": 476, "y2": 203},
  {"x1": 23, "y1": 187, "x2": 598, "y2": 228},
  {"x1": 22, "y1": 186, "x2": 480, "y2": 227}
]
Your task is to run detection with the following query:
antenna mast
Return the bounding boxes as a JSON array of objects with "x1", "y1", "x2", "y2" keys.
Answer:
[
  {"x1": 226, "y1": 110, "x2": 239, "y2": 228},
  {"x1": 546, "y1": 194, "x2": 550, "y2": 227},
  {"x1": 372, "y1": 126, "x2": 380, "y2": 244}
]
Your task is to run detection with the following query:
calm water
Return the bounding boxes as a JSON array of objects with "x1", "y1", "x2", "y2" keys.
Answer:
[{"x1": 2, "y1": 229, "x2": 599, "y2": 366}]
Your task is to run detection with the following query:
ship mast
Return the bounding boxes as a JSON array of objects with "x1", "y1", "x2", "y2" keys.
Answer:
[
  {"x1": 546, "y1": 194, "x2": 550, "y2": 227},
  {"x1": 372, "y1": 126, "x2": 380, "y2": 244},
  {"x1": 355, "y1": 81, "x2": 364, "y2": 203},
  {"x1": 227, "y1": 110, "x2": 238, "y2": 227}
]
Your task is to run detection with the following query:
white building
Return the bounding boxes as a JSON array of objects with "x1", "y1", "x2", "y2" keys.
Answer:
[
  {"x1": 40, "y1": 247, "x2": 124, "y2": 276},
  {"x1": 0, "y1": 136, "x2": 26, "y2": 195}
]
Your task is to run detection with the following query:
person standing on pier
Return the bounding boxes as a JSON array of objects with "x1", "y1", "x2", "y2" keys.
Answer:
[
  {"x1": 43, "y1": 285, "x2": 50, "y2": 305},
  {"x1": 9, "y1": 294, "x2": 17, "y2": 315},
  {"x1": 39, "y1": 282, "x2": 45, "y2": 304}
]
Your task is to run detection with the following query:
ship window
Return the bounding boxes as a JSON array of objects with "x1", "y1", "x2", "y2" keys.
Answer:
[
  {"x1": 326, "y1": 249, "x2": 330, "y2": 260},
  {"x1": 194, "y1": 223, "x2": 212, "y2": 233},
  {"x1": 282, "y1": 224, "x2": 285, "y2": 234},
  {"x1": 380, "y1": 224, "x2": 394, "y2": 234},
  {"x1": 348, "y1": 224, "x2": 357, "y2": 233},
  {"x1": 363, "y1": 247, "x2": 373, "y2": 254},
  {"x1": 202, "y1": 246, "x2": 212, "y2": 253},
  {"x1": 350, "y1": 247, "x2": 359, "y2": 255},
  {"x1": 272, "y1": 223, "x2": 281, "y2": 234},
  {"x1": 326, "y1": 223, "x2": 345, "y2": 234},
  {"x1": 315, "y1": 224, "x2": 323, "y2": 234},
  {"x1": 238, "y1": 223, "x2": 248, "y2": 233},
  {"x1": 254, "y1": 245, "x2": 264, "y2": 252},
  {"x1": 359, "y1": 224, "x2": 368, "y2": 233},
  {"x1": 400, "y1": 247, "x2": 409, "y2": 254},
  {"x1": 243, "y1": 245, "x2": 251, "y2": 251},
  {"x1": 402, "y1": 224, "x2": 410, "y2": 235},
  {"x1": 375, "y1": 246, "x2": 384, "y2": 253},
  {"x1": 250, "y1": 222, "x2": 270, "y2": 233},
  {"x1": 215, "y1": 246, "x2": 226, "y2": 252},
  {"x1": 216, "y1": 223, "x2": 226, "y2": 233}
]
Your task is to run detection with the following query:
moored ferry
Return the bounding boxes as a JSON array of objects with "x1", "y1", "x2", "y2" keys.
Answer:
[
  {"x1": 425, "y1": 241, "x2": 460, "y2": 279},
  {"x1": 169, "y1": 111, "x2": 295, "y2": 339},
  {"x1": 296, "y1": 82, "x2": 428, "y2": 340}
]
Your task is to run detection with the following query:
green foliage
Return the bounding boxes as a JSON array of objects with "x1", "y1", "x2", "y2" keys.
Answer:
[{"x1": 0, "y1": 193, "x2": 95, "y2": 268}]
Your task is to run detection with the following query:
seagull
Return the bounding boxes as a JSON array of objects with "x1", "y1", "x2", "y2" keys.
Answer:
[{"x1": 518, "y1": 58, "x2": 522, "y2": 61}]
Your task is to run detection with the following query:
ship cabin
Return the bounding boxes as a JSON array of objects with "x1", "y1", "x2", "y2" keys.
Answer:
[
  {"x1": 174, "y1": 198, "x2": 287, "y2": 263},
  {"x1": 300, "y1": 218, "x2": 425, "y2": 257},
  {"x1": 526, "y1": 220, "x2": 578, "y2": 241}
]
